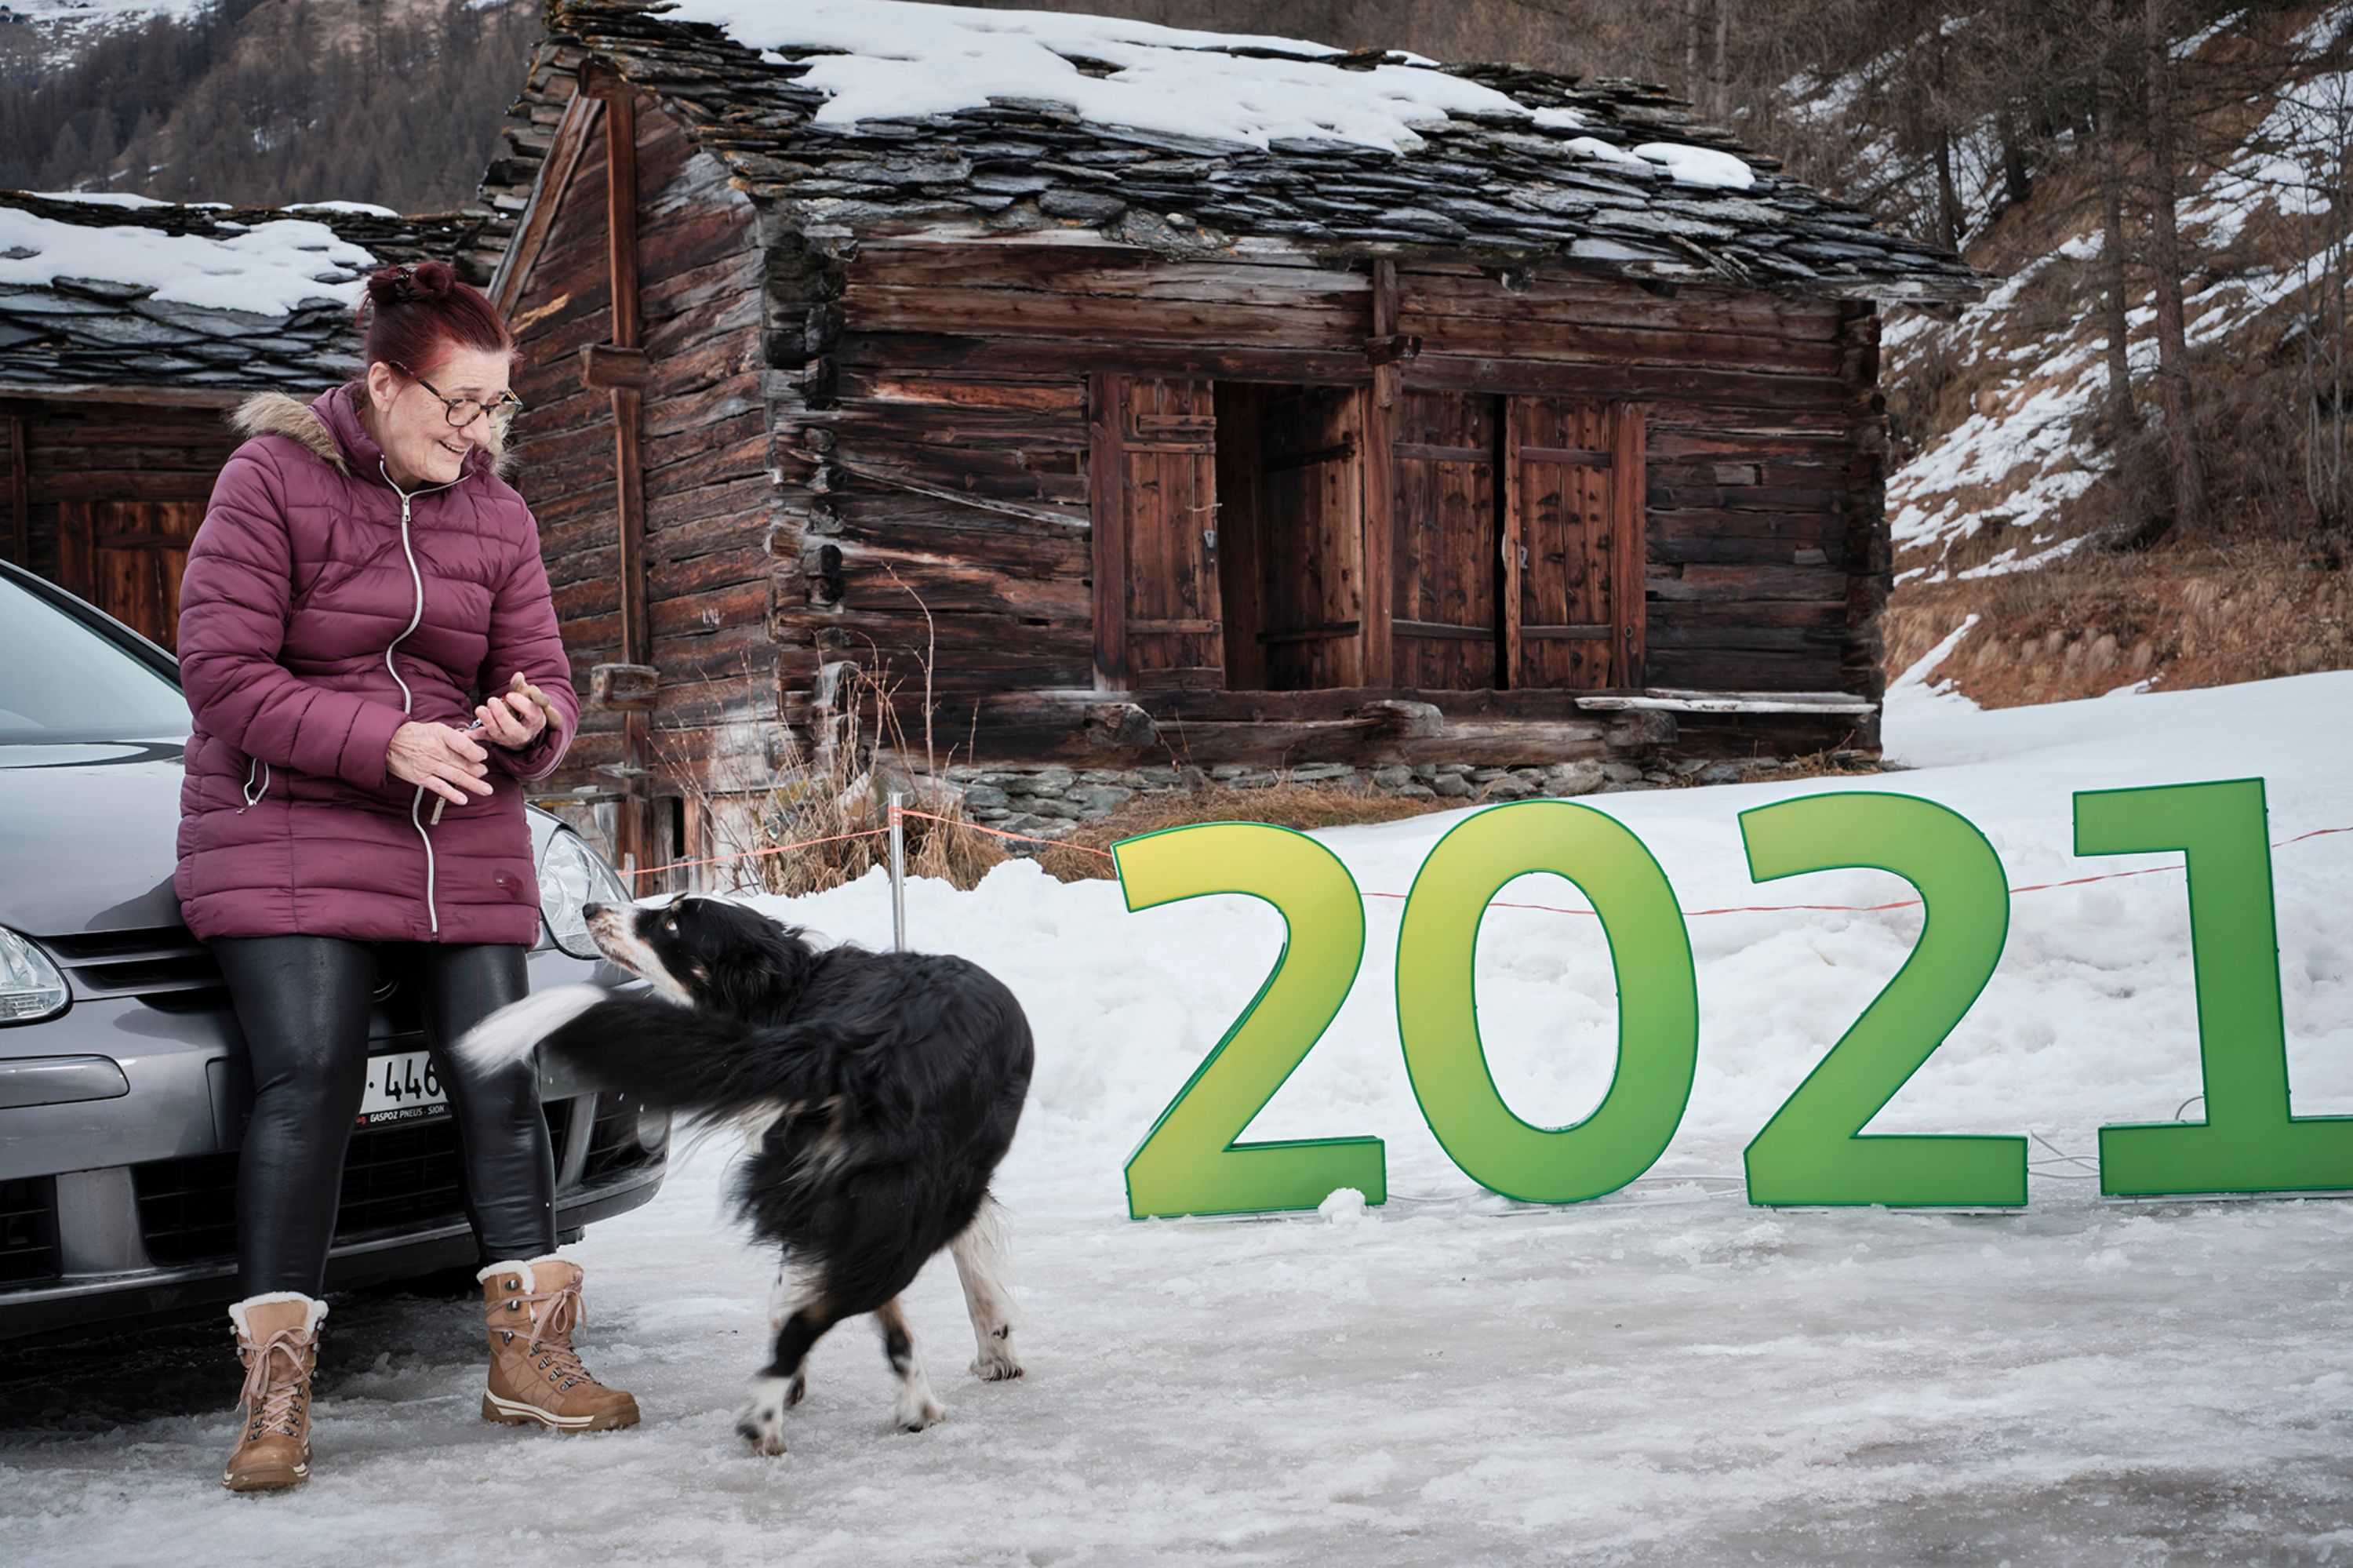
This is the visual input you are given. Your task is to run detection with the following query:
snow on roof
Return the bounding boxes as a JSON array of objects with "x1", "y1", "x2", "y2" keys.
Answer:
[
  {"x1": 0, "y1": 192, "x2": 495, "y2": 394},
  {"x1": 668, "y1": 0, "x2": 1539, "y2": 155},
  {"x1": 0, "y1": 205, "x2": 374, "y2": 314},
  {"x1": 515, "y1": 0, "x2": 1980, "y2": 302}
]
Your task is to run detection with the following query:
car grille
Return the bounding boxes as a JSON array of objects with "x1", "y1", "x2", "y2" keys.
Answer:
[
  {"x1": 43, "y1": 927, "x2": 225, "y2": 1002},
  {"x1": 134, "y1": 1101, "x2": 579, "y2": 1266},
  {"x1": 581, "y1": 1092, "x2": 660, "y2": 1186},
  {"x1": 0, "y1": 1177, "x2": 61, "y2": 1286}
]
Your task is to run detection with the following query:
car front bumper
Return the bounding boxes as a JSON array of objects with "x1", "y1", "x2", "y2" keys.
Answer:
[{"x1": 0, "y1": 944, "x2": 668, "y2": 1341}]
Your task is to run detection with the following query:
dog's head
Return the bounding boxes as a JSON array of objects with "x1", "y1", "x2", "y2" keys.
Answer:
[{"x1": 582, "y1": 896, "x2": 814, "y2": 1014}]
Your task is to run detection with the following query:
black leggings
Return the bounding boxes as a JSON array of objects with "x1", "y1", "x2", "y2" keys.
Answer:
[{"x1": 213, "y1": 937, "x2": 555, "y2": 1297}]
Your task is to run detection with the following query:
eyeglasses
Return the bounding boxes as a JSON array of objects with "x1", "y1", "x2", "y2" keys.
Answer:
[{"x1": 398, "y1": 365, "x2": 523, "y2": 430}]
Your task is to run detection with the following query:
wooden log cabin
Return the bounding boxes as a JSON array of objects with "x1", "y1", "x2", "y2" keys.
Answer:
[
  {"x1": 474, "y1": 0, "x2": 1981, "y2": 871},
  {"x1": 0, "y1": 191, "x2": 498, "y2": 649}
]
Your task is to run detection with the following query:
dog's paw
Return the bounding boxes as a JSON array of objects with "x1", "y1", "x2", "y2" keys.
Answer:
[
  {"x1": 784, "y1": 1373, "x2": 807, "y2": 1410},
  {"x1": 739, "y1": 1376, "x2": 795, "y2": 1457},
  {"x1": 970, "y1": 1341, "x2": 1026, "y2": 1381},
  {"x1": 896, "y1": 1392, "x2": 946, "y2": 1432}
]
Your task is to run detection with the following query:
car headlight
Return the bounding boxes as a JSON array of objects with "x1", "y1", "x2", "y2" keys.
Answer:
[
  {"x1": 0, "y1": 929, "x2": 70, "y2": 1025},
  {"x1": 539, "y1": 830, "x2": 634, "y2": 960}
]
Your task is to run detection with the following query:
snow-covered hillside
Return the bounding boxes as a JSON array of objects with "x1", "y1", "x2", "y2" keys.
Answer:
[
  {"x1": 1885, "y1": 5, "x2": 2353, "y2": 586},
  {"x1": 4, "y1": 671, "x2": 2349, "y2": 1563}
]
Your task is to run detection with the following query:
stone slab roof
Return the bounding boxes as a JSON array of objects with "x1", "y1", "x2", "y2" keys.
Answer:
[
  {"x1": 479, "y1": 0, "x2": 1980, "y2": 304},
  {"x1": 0, "y1": 190, "x2": 494, "y2": 397}
]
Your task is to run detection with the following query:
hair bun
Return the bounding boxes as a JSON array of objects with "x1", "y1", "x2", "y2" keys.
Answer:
[{"x1": 364, "y1": 260, "x2": 457, "y2": 310}]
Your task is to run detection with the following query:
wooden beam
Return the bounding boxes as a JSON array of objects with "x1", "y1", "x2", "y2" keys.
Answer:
[
  {"x1": 1613, "y1": 403, "x2": 1649, "y2": 688},
  {"x1": 1500, "y1": 395, "x2": 1523, "y2": 689},
  {"x1": 489, "y1": 84, "x2": 601, "y2": 319},
  {"x1": 1360, "y1": 264, "x2": 1399, "y2": 688},
  {"x1": 5, "y1": 401, "x2": 27, "y2": 569},
  {"x1": 1086, "y1": 371, "x2": 1128, "y2": 691},
  {"x1": 0, "y1": 383, "x2": 245, "y2": 409},
  {"x1": 602, "y1": 82, "x2": 653, "y2": 879},
  {"x1": 578, "y1": 343, "x2": 651, "y2": 389}
]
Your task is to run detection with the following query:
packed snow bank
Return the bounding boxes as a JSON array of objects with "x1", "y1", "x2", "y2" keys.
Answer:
[
  {"x1": 0, "y1": 206, "x2": 373, "y2": 315},
  {"x1": 3, "y1": 674, "x2": 2349, "y2": 1564}
]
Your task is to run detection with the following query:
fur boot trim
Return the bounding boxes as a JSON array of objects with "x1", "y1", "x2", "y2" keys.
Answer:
[
  {"x1": 228, "y1": 1292, "x2": 328, "y2": 1337},
  {"x1": 476, "y1": 1257, "x2": 558, "y2": 1292}
]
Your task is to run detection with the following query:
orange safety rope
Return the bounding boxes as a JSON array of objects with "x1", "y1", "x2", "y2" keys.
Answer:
[{"x1": 631, "y1": 806, "x2": 2353, "y2": 920}]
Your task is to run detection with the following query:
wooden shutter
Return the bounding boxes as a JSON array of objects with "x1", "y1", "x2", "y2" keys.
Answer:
[
  {"x1": 58, "y1": 500, "x2": 205, "y2": 650},
  {"x1": 1387, "y1": 390, "x2": 1500, "y2": 691},
  {"x1": 1235, "y1": 385, "x2": 1365, "y2": 691},
  {"x1": 1090, "y1": 374, "x2": 1223, "y2": 691},
  {"x1": 1504, "y1": 397, "x2": 1645, "y2": 690}
]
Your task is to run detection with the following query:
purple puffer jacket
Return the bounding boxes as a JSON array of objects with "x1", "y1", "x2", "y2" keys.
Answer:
[{"x1": 173, "y1": 385, "x2": 580, "y2": 945}]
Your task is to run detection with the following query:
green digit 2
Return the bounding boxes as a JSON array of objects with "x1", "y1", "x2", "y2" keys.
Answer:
[
  {"x1": 1739, "y1": 792, "x2": 2024, "y2": 1207},
  {"x1": 1114, "y1": 822, "x2": 1384, "y2": 1219},
  {"x1": 1394, "y1": 801, "x2": 1699, "y2": 1203},
  {"x1": 2080, "y1": 778, "x2": 2353, "y2": 1195}
]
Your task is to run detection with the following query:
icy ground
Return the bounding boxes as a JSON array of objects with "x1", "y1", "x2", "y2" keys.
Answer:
[{"x1": 6, "y1": 671, "x2": 2353, "y2": 1564}]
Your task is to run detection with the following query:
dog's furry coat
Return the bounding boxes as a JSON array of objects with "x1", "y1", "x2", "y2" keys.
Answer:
[{"x1": 460, "y1": 897, "x2": 1034, "y2": 1450}]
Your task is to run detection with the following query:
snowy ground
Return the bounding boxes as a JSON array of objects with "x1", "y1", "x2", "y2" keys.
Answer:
[{"x1": 6, "y1": 671, "x2": 2353, "y2": 1564}]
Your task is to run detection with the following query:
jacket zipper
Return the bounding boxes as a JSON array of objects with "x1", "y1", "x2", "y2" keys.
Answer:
[{"x1": 380, "y1": 461, "x2": 461, "y2": 937}]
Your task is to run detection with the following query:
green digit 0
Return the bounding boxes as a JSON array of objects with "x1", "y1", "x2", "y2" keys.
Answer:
[
  {"x1": 1394, "y1": 801, "x2": 1698, "y2": 1203},
  {"x1": 1115, "y1": 822, "x2": 1384, "y2": 1220},
  {"x1": 1738, "y1": 792, "x2": 2024, "y2": 1207},
  {"x1": 2080, "y1": 778, "x2": 2353, "y2": 1195}
]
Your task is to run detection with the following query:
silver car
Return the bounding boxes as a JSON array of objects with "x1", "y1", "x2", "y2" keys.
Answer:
[{"x1": 0, "y1": 559, "x2": 665, "y2": 1341}]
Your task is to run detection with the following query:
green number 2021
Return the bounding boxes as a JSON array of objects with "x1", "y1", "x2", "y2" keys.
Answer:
[{"x1": 1115, "y1": 780, "x2": 2315, "y2": 1217}]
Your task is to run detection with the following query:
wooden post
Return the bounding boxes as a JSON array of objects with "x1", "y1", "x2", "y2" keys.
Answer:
[
  {"x1": 1610, "y1": 404, "x2": 1648, "y2": 689},
  {"x1": 4, "y1": 401, "x2": 27, "y2": 569},
  {"x1": 1086, "y1": 372, "x2": 1129, "y2": 691},
  {"x1": 1500, "y1": 396, "x2": 1523, "y2": 691},
  {"x1": 587, "y1": 70, "x2": 654, "y2": 880},
  {"x1": 1361, "y1": 261, "x2": 1399, "y2": 688}
]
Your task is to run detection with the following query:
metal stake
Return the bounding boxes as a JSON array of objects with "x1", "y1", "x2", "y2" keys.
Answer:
[{"x1": 887, "y1": 789, "x2": 907, "y2": 951}]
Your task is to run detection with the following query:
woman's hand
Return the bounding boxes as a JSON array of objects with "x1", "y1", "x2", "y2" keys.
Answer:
[
  {"x1": 387, "y1": 721, "x2": 493, "y2": 807},
  {"x1": 475, "y1": 671, "x2": 555, "y2": 751}
]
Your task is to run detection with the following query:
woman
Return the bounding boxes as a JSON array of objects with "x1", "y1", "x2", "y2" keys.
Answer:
[{"x1": 175, "y1": 261, "x2": 634, "y2": 1494}]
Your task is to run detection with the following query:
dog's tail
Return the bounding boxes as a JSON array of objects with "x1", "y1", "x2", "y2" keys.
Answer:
[{"x1": 456, "y1": 984, "x2": 863, "y2": 1118}]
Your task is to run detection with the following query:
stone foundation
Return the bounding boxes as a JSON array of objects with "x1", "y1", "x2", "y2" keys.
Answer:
[{"x1": 931, "y1": 755, "x2": 1831, "y2": 845}]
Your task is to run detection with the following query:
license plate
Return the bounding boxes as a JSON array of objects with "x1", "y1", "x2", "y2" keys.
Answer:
[{"x1": 357, "y1": 1050, "x2": 449, "y2": 1128}]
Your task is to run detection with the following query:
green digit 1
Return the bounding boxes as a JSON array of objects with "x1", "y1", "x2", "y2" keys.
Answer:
[
  {"x1": 1739, "y1": 792, "x2": 2024, "y2": 1206},
  {"x1": 1394, "y1": 801, "x2": 1697, "y2": 1203},
  {"x1": 2080, "y1": 778, "x2": 2353, "y2": 1195},
  {"x1": 1114, "y1": 822, "x2": 1384, "y2": 1220}
]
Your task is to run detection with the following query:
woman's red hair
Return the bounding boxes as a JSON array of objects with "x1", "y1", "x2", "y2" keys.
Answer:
[{"x1": 357, "y1": 260, "x2": 515, "y2": 374}]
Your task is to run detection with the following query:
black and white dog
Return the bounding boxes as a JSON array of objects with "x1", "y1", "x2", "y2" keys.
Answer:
[{"x1": 458, "y1": 896, "x2": 1034, "y2": 1453}]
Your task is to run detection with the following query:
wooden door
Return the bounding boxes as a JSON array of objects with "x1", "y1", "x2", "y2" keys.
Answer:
[
  {"x1": 58, "y1": 500, "x2": 205, "y2": 650},
  {"x1": 1505, "y1": 397, "x2": 1646, "y2": 690},
  {"x1": 1252, "y1": 386, "x2": 1365, "y2": 691},
  {"x1": 1090, "y1": 374, "x2": 1223, "y2": 690},
  {"x1": 1387, "y1": 390, "x2": 1500, "y2": 691}
]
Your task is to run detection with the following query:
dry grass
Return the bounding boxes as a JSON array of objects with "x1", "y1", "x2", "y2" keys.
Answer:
[
  {"x1": 1033, "y1": 781, "x2": 1461, "y2": 882},
  {"x1": 1887, "y1": 540, "x2": 2353, "y2": 708}
]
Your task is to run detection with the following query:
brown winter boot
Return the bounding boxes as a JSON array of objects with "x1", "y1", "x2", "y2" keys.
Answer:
[
  {"x1": 222, "y1": 1293, "x2": 325, "y2": 1493},
  {"x1": 478, "y1": 1257, "x2": 640, "y2": 1432}
]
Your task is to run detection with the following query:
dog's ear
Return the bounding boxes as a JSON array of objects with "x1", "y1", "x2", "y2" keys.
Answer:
[{"x1": 705, "y1": 920, "x2": 814, "y2": 1011}]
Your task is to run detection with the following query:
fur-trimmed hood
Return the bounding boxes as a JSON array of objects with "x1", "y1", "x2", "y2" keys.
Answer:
[{"x1": 231, "y1": 384, "x2": 515, "y2": 482}]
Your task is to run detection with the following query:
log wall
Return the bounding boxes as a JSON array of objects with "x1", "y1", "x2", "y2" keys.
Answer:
[
  {"x1": 506, "y1": 96, "x2": 781, "y2": 867},
  {"x1": 2, "y1": 396, "x2": 238, "y2": 648},
  {"x1": 797, "y1": 238, "x2": 1885, "y2": 762}
]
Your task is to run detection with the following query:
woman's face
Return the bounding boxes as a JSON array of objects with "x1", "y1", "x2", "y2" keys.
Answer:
[{"x1": 363, "y1": 344, "x2": 517, "y2": 490}]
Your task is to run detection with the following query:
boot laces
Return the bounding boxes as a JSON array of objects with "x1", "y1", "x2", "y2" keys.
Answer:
[
  {"x1": 517, "y1": 1282, "x2": 598, "y2": 1388},
  {"x1": 238, "y1": 1327, "x2": 310, "y2": 1438}
]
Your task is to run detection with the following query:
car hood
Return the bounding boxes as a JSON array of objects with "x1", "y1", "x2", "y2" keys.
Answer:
[{"x1": 0, "y1": 737, "x2": 193, "y2": 937}]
